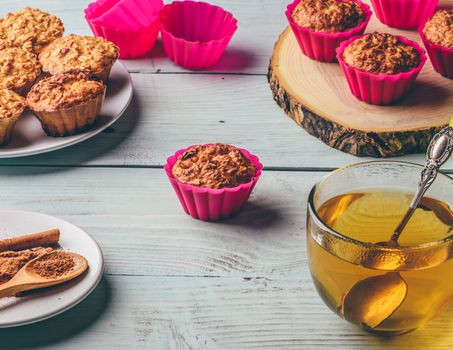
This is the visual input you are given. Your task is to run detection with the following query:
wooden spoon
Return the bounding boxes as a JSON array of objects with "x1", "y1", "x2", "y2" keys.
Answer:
[
  {"x1": 0, "y1": 252, "x2": 88, "y2": 298},
  {"x1": 341, "y1": 125, "x2": 453, "y2": 329}
]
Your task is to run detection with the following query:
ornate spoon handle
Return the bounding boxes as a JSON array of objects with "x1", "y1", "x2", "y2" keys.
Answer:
[{"x1": 391, "y1": 126, "x2": 453, "y2": 243}]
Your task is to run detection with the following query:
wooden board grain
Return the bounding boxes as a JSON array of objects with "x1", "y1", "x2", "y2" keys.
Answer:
[
  {"x1": 0, "y1": 73, "x2": 450, "y2": 170},
  {"x1": 1, "y1": 275, "x2": 453, "y2": 349},
  {"x1": 269, "y1": 0, "x2": 453, "y2": 157}
]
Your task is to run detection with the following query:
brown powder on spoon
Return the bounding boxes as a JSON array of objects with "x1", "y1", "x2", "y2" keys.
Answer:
[{"x1": 30, "y1": 251, "x2": 75, "y2": 278}]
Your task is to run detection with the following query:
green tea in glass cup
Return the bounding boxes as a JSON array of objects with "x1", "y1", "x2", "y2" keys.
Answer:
[{"x1": 307, "y1": 161, "x2": 453, "y2": 335}]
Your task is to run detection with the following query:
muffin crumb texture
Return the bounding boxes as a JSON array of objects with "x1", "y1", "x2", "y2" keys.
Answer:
[
  {"x1": 27, "y1": 70, "x2": 105, "y2": 111},
  {"x1": 0, "y1": 47, "x2": 41, "y2": 93},
  {"x1": 0, "y1": 88, "x2": 25, "y2": 119},
  {"x1": 291, "y1": 0, "x2": 365, "y2": 33},
  {"x1": 343, "y1": 32, "x2": 420, "y2": 74},
  {"x1": 0, "y1": 7, "x2": 64, "y2": 54},
  {"x1": 424, "y1": 10, "x2": 453, "y2": 49},
  {"x1": 39, "y1": 34, "x2": 118, "y2": 78},
  {"x1": 172, "y1": 144, "x2": 257, "y2": 189}
]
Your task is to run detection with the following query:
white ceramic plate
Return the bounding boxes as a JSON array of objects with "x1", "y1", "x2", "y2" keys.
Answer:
[
  {"x1": 0, "y1": 210, "x2": 104, "y2": 328},
  {"x1": 0, "y1": 61, "x2": 133, "y2": 158}
]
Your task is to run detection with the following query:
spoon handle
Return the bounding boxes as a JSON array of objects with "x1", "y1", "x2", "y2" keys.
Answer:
[{"x1": 391, "y1": 126, "x2": 453, "y2": 243}]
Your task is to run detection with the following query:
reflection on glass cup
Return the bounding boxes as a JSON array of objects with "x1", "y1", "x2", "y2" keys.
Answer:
[{"x1": 307, "y1": 161, "x2": 453, "y2": 335}]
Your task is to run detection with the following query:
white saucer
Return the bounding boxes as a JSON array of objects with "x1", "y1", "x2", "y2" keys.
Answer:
[
  {"x1": 0, "y1": 210, "x2": 104, "y2": 328},
  {"x1": 0, "y1": 61, "x2": 133, "y2": 158}
]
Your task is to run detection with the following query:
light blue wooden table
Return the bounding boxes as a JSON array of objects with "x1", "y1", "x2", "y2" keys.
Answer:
[{"x1": 0, "y1": 1, "x2": 452, "y2": 349}]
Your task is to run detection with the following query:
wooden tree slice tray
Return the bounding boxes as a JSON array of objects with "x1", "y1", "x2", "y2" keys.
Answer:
[{"x1": 268, "y1": 0, "x2": 452, "y2": 157}]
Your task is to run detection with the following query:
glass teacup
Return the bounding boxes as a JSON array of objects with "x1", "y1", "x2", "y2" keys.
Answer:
[{"x1": 307, "y1": 161, "x2": 453, "y2": 335}]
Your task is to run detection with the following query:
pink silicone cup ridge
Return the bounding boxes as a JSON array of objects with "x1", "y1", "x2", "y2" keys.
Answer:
[
  {"x1": 370, "y1": 0, "x2": 439, "y2": 29},
  {"x1": 419, "y1": 22, "x2": 453, "y2": 79},
  {"x1": 336, "y1": 34, "x2": 427, "y2": 105},
  {"x1": 164, "y1": 145, "x2": 263, "y2": 222},
  {"x1": 285, "y1": 0, "x2": 372, "y2": 62},
  {"x1": 86, "y1": 0, "x2": 163, "y2": 30},
  {"x1": 160, "y1": 1, "x2": 238, "y2": 69}
]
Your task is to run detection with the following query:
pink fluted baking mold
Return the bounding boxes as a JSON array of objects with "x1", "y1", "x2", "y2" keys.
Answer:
[
  {"x1": 419, "y1": 25, "x2": 453, "y2": 79},
  {"x1": 370, "y1": 0, "x2": 438, "y2": 29},
  {"x1": 165, "y1": 146, "x2": 263, "y2": 221},
  {"x1": 85, "y1": 0, "x2": 163, "y2": 30},
  {"x1": 85, "y1": 0, "x2": 163, "y2": 58},
  {"x1": 160, "y1": 1, "x2": 238, "y2": 69},
  {"x1": 285, "y1": 0, "x2": 372, "y2": 63},
  {"x1": 336, "y1": 35, "x2": 427, "y2": 105}
]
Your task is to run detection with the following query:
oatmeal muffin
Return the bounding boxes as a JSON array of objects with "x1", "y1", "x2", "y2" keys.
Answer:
[
  {"x1": 342, "y1": 32, "x2": 420, "y2": 74},
  {"x1": 172, "y1": 144, "x2": 257, "y2": 189},
  {"x1": 27, "y1": 70, "x2": 106, "y2": 136},
  {"x1": 423, "y1": 10, "x2": 453, "y2": 49},
  {"x1": 39, "y1": 34, "x2": 119, "y2": 82},
  {"x1": 291, "y1": 0, "x2": 366, "y2": 33},
  {"x1": 0, "y1": 88, "x2": 25, "y2": 145},
  {"x1": 0, "y1": 8, "x2": 64, "y2": 54},
  {"x1": 0, "y1": 47, "x2": 41, "y2": 95}
]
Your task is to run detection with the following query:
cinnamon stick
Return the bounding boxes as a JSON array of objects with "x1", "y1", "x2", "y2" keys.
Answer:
[{"x1": 0, "y1": 228, "x2": 60, "y2": 252}]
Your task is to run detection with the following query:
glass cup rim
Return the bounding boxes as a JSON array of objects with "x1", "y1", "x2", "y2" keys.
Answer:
[{"x1": 308, "y1": 160, "x2": 453, "y2": 252}]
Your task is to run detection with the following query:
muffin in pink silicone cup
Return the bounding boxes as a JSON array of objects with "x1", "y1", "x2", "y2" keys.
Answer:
[
  {"x1": 285, "y1": 0, "x2": 372, "y2": 62},
  {"x1": 336, "y1": 32, "x2": 427, "y2": 105},
  {"x1": 84, "y1": 0, "x2": 163, "y2": 59},
  {"x1": 159, "y1": 1, "x2": 238, "y2": 69},
  {"x1": 370, "y1": 0, "x2": 438, "y2": 29},
  {"x1": 419, "y1": 9, "x2": 453, "y2": 79},
  {"x1": 165, "y1": 144, "x2": 263, "y2": 222}
]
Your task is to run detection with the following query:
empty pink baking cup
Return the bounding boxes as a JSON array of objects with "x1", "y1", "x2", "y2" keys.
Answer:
[
  {"x1": 370, "y1": 0, "x2": 438, "y2": 29},
  {"x1": 85, "y1": 0, "x2": 163, "y2": 30},
  {"x1": 160, "y1": 1, "x2": 238, "y2": 69},
  {"x1": 86, "y1": 16, "x2": 160, "y2": 59},
  {"x1": 336, "y1": 35, "x2": 427, "y2": 105},
  {"x1": 85, "y1": 0, "x2": 163, "y2": 58},
  {"x1": 419, "y1": 26, "x2": 453, "y2": 79},
  {"x1": 165, "y1": 146, "x2": 263, "y2": 221},
  {"x1": 285, "y1": 0, "x2": 372, "y2": 63}
]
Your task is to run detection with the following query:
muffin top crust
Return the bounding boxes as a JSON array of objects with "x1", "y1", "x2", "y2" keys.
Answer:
[
  {"x1": 342, "y1": 32, "x2": 420, "y2": 74},
  {"x1": 0, "y1": 7, "x2": 64, "y2": 54},
  {"x1": 423, "y1": 10, "x2": 453, "y2": 49},
  {"x1": 38, "y1": 34, "x2": 119, "y2": 78},
  {"x1": 0, "y1": 88, "x2": 25, "y2": 120},
  {"x1": 291, "y1": 0, "x2": 366, "y2": 33},
  {"x1": 172, "y1": 144, "x2": 257, "y2": 189},
  {"x1": 0, "y1": 47, "x2": 41, "y2": 93},
  {"x1": 27, "y1": 70, "x2": 105, "y2": 111}
]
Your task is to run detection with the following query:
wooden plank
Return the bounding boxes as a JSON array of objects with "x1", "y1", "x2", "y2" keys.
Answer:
[
  {"x1": 0, "y1": 167, "x2": 321, "y2": 277},
  {"x1": 1, "y1": 275, "x2": 452, "y2": 349},
  {"x1": 0, "y1": 73, "x2": 450, "y2": 170}
]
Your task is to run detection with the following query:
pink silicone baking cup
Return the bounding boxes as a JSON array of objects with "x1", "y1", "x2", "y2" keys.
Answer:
[
  {"x1": 86, "y1": 16, "x2": 160, "y2": 59},
  {"x1": 85, "y1": 0, "x2": 163, "y2": 58},
  {"x1": 160, "y1": 1, "x2": 238, "y2": 69},
  {"x1": 370, "y1": 0, "x2": 438, "y2": 29},
  {"x1": 165, "y1": 146, "x2": 263, "y2": 222},
  {"x1": 336, "y1": 35, "x2": 427, "y2": 105},
  {"x1": 87, "y1": 0, "x2": 163, "y2": 30},
  {"x1": 419, "y1": 26, "x2": 453, "y2": 79},
  {"x1": 285, "y1": 0, "x2": 372, "y2": 63}
]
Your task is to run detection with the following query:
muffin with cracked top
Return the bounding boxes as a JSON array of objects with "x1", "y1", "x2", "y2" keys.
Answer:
[
  {"x1": 165, "y1": 143, "x2": 263, "y2": 221},
  {"x1": 285, "y1": 0, "x2": 372, "y2": 62},
  {"x1": 336, "y1": 32, "x2": 426, "y2": 104},
  {"x1": 39, "y1": 34, "x2": 119, "y2": 82},
  {"x1": 27, "y1": 70, "x2": 106, "y2": 136},
  {"x1": 420, "y1": 9, "x2": 453, "y2": 78},
  {"x1": 0, "y1": 47, "x2": 41, "y2": 95},
  {"x1": 0, "y1": 88, "x2": 25, "y2": 145},
  {"x1": 0, "y1": 7, "x2": 64, "y2": 54}
]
